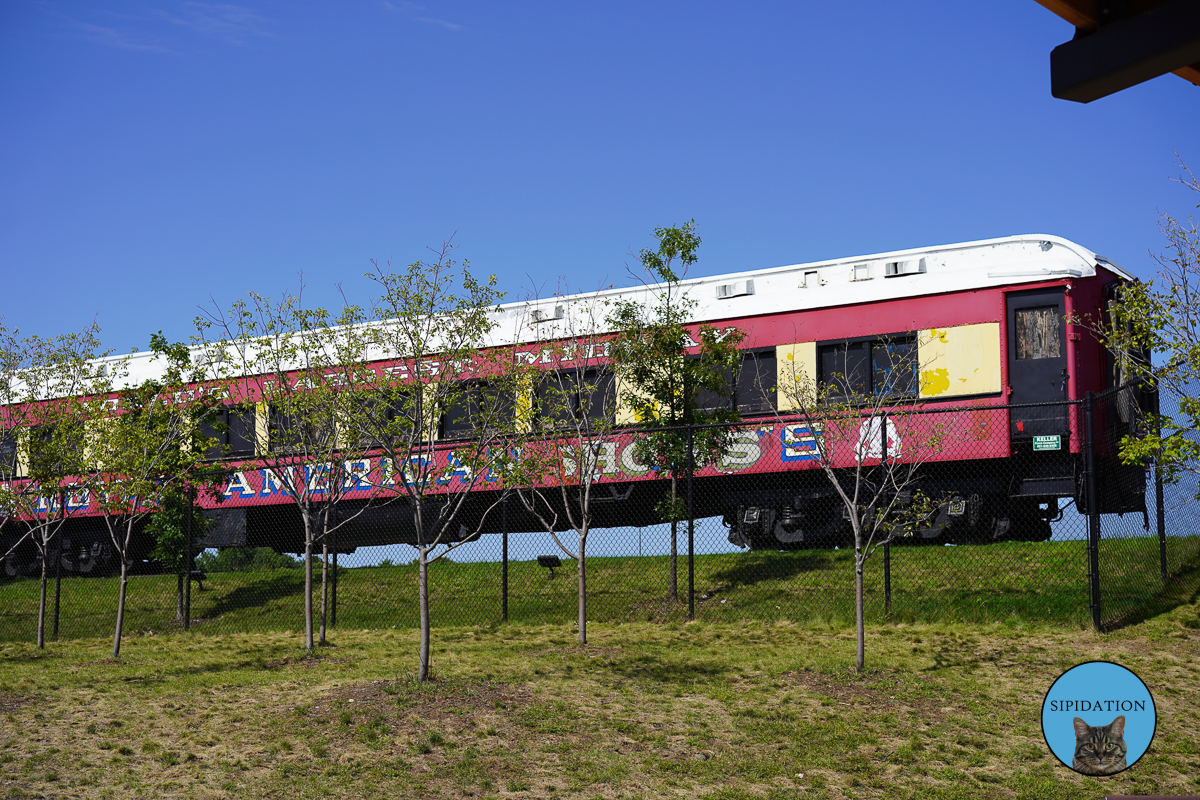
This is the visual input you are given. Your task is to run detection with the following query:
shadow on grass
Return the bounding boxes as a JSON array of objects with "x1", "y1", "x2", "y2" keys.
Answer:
[
  {"x1": 203, "y1": 571, "x2": 307, "y2": 619},
  {"x1": 602, "y1": 653, "x2": 729, "y2": 685},
  {"x1": 1099, "y1": 558, "x2": 1200, "y2": 632},
  {"x1": 707, "y1": 549, "x2": 848, "y2": 589}
]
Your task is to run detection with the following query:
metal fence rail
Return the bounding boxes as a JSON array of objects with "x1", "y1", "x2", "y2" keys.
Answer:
[{"x1": 1, "y1": 386, "x2": 1197, "y2": 643}]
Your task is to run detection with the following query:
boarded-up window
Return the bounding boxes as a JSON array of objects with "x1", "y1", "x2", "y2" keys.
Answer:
[{"x1": 1014, "y1": 307, "x2": 1062, "y2": 360}]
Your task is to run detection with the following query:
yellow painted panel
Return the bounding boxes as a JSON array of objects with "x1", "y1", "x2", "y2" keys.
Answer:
[
  {"x1": 776, "y1": 342, "x2": 817, "y2": 411},
  {"x1": 255, "y1": 401, "x2": 270, "y2": 454},
  {"x1": 615, "y1": 375, "x2": 655, "y2": 425},
  {"x1": 15, "y1": 429, "x2": 28, "y2": 479},
  {"x1": 83, "y1": 417, "x2": 114, "y2": 468},
  {"x1": 918, "y1": 323, "x2": 1001, "y2": 398},
  {"x1": 513, "y1": 372, "x2": 535, "y2": 433}
]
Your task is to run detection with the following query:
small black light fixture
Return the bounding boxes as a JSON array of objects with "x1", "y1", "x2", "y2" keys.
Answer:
[{"x1": 537, "y1": 554, "x2": 562, "y2": 578}]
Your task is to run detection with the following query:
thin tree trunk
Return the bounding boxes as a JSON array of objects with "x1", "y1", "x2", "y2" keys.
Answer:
[
  {"x1": 669, "y1": 475, "x2": 678, "y2": 602},
  {"x1": 416, "y1": 500, "x2": 431, "y2": 682},
  {"x1": 418, "y1": 544, "x2": 431, "y2": 681},
  {"x1": 112, "y1": 520, "x2": 135, "y2": 659},
  {"x1": 855, "y1": 538, "x2": 865, "y2": 672},
  {"x1": 319, "y1": 542, "x2": 328, "y2": 646},
  {"x1": 112, "y1": 559, "x2": 128, "y2": 659},
  {"x1": 176, "y1": 573, "x2": 184, "y2": 622},
  {"x1": 304, "y1": 514, "x2": 314, "y2": 654},
  {"x1": 578, "y1": 531, "x2": 587, "y2": 644},
  {"x1": 37, "y1": 545, "x2": 48, "y2": 649}
]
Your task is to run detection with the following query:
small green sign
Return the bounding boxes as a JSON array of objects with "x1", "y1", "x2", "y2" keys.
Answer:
[{"x1": 1033, "y1": 435, "x2": 1062, "y2": 452}]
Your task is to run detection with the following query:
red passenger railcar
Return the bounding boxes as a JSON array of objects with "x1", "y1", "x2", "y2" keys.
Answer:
[{"x1": 1, "y1": 234, "x2": 1150, "y2": 574}]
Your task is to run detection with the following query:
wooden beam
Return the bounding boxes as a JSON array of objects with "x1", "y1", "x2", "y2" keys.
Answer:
[
  {"x1": 1033, "y1": 0, "x2": 1096, "y2": 29},
  {"x1": 1174, "y1": 62, "x2": 1200, "y2": 85},
  {"x1": 1050, "y1": 0, "x2": 1200, "y2": 101},
  {"x1": 1036, "y1": 0, "x2": 1200, "y2": 92}
]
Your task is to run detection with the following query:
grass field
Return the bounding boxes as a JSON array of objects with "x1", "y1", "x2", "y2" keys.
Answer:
[
  {"x1": 1, "y1": 563, "x2": 1198, "y2": 800},
  {"x1": 0, "y1": 539, "x2": 1106, "y2": 643},
  {"x1": 2, "y1": 535, "x2": 1196, "y2": 646}
]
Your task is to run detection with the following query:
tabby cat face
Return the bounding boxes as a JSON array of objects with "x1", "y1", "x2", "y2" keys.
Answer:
[{"x1": 1071, "y1": 715, "x2": 1127, "y2": 775}]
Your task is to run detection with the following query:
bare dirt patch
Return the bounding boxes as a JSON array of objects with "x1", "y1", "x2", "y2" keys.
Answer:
[{"x1": 0, "y1": 692, "x2": 31, "y2": 714}]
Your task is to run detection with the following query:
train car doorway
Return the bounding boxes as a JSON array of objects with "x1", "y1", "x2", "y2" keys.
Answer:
[{"x1": 1006, "y1": 287, "x2": 1069, "y2": 438}]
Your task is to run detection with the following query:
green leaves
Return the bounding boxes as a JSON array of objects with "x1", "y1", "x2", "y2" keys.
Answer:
[
  {"x1": 638, "y1": 220, "x2": 701, "y2": 284},
  {"x1": 1107, "y1": 160, "x2": 1200, "y2": 496},
  {"x1": 351, "y1": 244, "x2": 508, "y2": 499},
  {"x1": 146, "y1": 486, "x2": 213, "y2": 575},
  {"x1": 0, "y1": 320, "x2": 110, "y2": 523},
  {"x1": 608, "y1": 222, "x2": 747, "y2": 479}
]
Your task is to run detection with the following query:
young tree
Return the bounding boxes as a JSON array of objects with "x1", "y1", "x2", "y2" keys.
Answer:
[
  {"x1": 1107, "y1": 158, "x2": 1200, "y2": 492},
  {"x1": 775, "y1": 337, "x2": 944, "y2": 671},
  {"x1": 607, "y1": 222, "x2": 745, "y2": 602},
  {"x1": 86, "y1": 336, "x2": 215, "y2": 658},
  {"x1": 0, "y1": 320, "x2": 108, "y2": 648},
  {"x1": 146, "y1": 484, "x2": 214, "y2": 621},
  {"x1": 502, "y1": 290, "x2": 617, "y2": 644},
  {"x1": 341, "y1": 243, "x2": 512, "y2": 681},
  {"x1": 195, "y1": 284, "x2": 378, "y2": 653}
]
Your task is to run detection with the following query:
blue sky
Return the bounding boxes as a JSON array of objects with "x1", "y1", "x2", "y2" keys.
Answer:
[{"x1": 2, "y1": 1, "x2": 1198, "y2": 355}]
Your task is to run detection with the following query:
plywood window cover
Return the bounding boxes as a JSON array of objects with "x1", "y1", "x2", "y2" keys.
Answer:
[{"x1": 1015, "y1": 306, "x2": 1063, "y2": 360}]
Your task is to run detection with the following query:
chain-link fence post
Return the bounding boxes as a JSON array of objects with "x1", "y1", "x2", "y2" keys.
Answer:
[
  {"x1": 687, "y1": 423, "x2": 695, "y2": 621},
  {"x1": 1156, "y1": 459, "x2": 1168, "y2": 583},
  {"x1": 881, "y1": 411, "x2": 892, "y2": 619},
  {"x1": 330, "y1": 525, "x2": 338, "y2": 628},
  {"x1": 1084, "y1": 392, "x2": 1102, "y2": 630},
  {"x1": 52, "y1": 486, "x2": 64, "y2": 640},
  {"x1": 1155, "y1": 401, "x2": 1168, "y2": 582},
  {"x1": 501, "y1": 496, "x2": 509, "y2": 622},
  {"x1": 52, "y1": 536, "x2": 62, "y2": 640},
  {"x1": 184, "y1": 482, "x2": 193, "y2": 630}
]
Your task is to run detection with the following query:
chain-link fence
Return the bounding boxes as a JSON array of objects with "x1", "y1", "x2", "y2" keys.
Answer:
[
  {"x1": 2, "y1": 386, "x2": 1197, "y2": 643},
  {"x1": 1090, "y1": 385, "x2": 1200, "y2": 629}
]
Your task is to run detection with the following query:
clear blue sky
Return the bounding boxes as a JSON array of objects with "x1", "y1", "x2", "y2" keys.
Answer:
[{"x1": 2, "y1": 1, "x2": 1197, "y2": 355}]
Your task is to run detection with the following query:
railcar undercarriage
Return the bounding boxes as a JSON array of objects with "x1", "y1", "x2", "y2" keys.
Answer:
[
  {"x1": 0, "y1": 449, "x2": 1149, "y2": 575},
  {"x1": 719, "y1": 453, "x2": 1146, "y2": 550}
]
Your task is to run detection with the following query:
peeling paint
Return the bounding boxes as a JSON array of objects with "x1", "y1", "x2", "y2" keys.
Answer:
[{"x1": 921, "y1": 368, "x2": 951, "y2": 396}]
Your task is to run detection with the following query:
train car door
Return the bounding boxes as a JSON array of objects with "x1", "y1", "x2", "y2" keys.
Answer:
[{"x1": 1006, "y1": 287, "x2": 1069, "y2": 438}]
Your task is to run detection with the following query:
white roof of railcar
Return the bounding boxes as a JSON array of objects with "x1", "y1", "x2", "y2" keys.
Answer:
[
  {"x1": 495, "y1": 233, "x2": 1129, "y2": 342},
  {"x1": 98, "y1": 233, "x2": 1127, "y2": 389}
]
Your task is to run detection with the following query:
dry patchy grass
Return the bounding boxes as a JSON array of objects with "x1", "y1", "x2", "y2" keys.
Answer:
[{"x1": 0, "y1": 592, "x2": 1199, "y2": 800}]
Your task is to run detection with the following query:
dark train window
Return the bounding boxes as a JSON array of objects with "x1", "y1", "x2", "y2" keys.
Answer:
[
  {"x1": 872, "y1": 338, "x2": 918, "y2": 396},
  {"x1": 691, "y1": 350, "x2": 777, "y2": 415},
  {"x1": 199, "y1": 405, "x2": 256, "y2": 460},
  {"x1": 342, "y1": 391, "x2": 429, "y2": 451},
  {"x1": 536, "y1": 370, "x2": 615, "y2": 428},
  {"x1": 819, "y1": 341, "x2": 870, "y2": 398},
  {"x1": 357, "y1": 391, "x2": 419, "y2": 445},
  {"x1": 1014, "y1": 306, "x2": 1062, "y2": 360},
  {"x1": 0, "y1": 430, "x2": 17, "y2": 477},
  {"x1": 818, "y1": 334, "x2": 917, "y2": 399},
  {"x1": 441, "y1": 381, "x2": 514, "y2": 439},
  {"x1": 694, "y1": 366, "x2": 733, "y2": 413},
  {"x1": 269, "y1": 407, "x2": 335, "y2": 453},
  {"x1": 735, "y1": 350, "x2": 776, "y2": 414},
  {"x1": 25, "y1": 422, "x2": 85, "y2": 474}
]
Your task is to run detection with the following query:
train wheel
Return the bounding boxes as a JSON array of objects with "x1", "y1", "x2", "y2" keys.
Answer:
[{"x1": 3, "y1": 552, "x2": 41, "y2": 578}]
